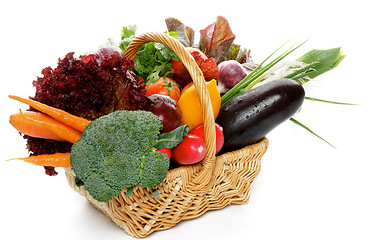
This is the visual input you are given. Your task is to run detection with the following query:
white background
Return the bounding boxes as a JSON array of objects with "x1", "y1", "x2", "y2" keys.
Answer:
[{"x1": 1, "y1": 0, "x2": 368, "y2": 239}]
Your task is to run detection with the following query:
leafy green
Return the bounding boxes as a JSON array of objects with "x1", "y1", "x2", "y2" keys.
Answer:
[
  {"x1": 119, "y1": 26, "x2": 179, "y2": 84},
  {"x1": 70, "y1": 110, "x2": 185, "y2": 202},
  {"x1": 287, "y1": 47, "x2": 346, "y2": 81},
  {"x1": 119, "y1": 25, "x2": 137, "y2": 51},
  {"x1": 165, "y1": 17, "x2": 194, "y2": 47},
  {"x1": 155, "y1": 125, "x2": 189, "y2": 149},
  {"x1": 199, "y1": 16, "x2": 236, "y2": 63}
]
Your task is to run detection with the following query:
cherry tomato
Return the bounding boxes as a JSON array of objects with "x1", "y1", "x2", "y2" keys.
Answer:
[
  {"x1": 146, "y1": 77, "x2": 181, "y2": 102},
  {"x1": 157, "y1": 148, "x2": 171, "y2": 161},
  {"x1": 189, "y1": 123, "x2": 224, "y2": 154},
  {"x1": 171, "y1": 134, "x2": 206, "y2": 165}
]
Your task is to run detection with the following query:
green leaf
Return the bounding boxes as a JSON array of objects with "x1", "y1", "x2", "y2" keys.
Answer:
[
  {"x1": 294, "y1": 47, "x2": 346, "y2": 80},
  {"x1": 118, "y1": 26, "x2": 178, "y2": 83},
  {"x1": 290, "y1": 118, "x2": 335, "y2": 148},
  {"x1": 119, "y1": 25, "x2": 137, "y2": 53},
  {"x1": 155, "y1": 125, "x2": 189, "y2": 149}
]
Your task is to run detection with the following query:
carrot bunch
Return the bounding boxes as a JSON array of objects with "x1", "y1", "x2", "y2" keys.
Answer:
[{"x1": 8, "y1": 95, "x2": 91, "y2": 168}]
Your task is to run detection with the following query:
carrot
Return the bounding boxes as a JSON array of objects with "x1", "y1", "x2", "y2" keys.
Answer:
[
  {"x1": 8, "y1": 95, "x2": 91, "y2": 133},
  {"x1": 18, "y1": 110, "x2": 82, "y2": 143},
  {"x1": 7, "y1": 153, "x2": 71, "y2": 168},
  {"x1": 10, "y1": 111, "x2": 66, "y2": 142}
]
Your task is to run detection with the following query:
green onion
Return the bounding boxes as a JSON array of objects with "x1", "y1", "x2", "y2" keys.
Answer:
[
  {"x1": 290, "y1": 118, "x2": 335, "y2": 148},
  {"x1": 220, "y1": 40, "x2": 308, "y2": 107},
  {"x1": 305, "y1": 97, "x2": 357, "y2": 105}
]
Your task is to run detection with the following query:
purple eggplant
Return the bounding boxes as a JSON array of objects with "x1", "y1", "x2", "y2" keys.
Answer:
[{"x1": 216, "y1": 78, "x2": 305, "y2": 152}]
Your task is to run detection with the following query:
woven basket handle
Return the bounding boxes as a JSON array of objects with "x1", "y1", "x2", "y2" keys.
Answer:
[{"x1": 124, "y1": 32, "x2": 216, "y2": 189}]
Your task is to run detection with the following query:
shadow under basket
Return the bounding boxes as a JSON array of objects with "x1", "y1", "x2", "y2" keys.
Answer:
[{"x1": 64, "y1": 32, "x2": 269, "y2": 238}]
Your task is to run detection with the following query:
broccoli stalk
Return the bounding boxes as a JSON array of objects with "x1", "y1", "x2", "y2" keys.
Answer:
[{"x1": 70, "y1": 110, "x2": 188, "y2": 202}]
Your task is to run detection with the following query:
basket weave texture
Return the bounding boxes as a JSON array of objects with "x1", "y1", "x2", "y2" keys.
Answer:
[{"x1": 64, "y1": 32, "x2": 269, "y2": 238}]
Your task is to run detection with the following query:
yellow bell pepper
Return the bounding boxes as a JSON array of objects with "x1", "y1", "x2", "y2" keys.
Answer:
[{"x1": 178, "y1": 79, "x2": 221, "y2": 130}]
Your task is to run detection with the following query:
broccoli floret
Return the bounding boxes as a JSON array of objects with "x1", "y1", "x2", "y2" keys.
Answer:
[{"x1": 70, "y1": 110, "x2": 170, "y2": 202}]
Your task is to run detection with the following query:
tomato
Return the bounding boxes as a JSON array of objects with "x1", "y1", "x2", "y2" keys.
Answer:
[
  {"x1": 157, "y1": 148, "x2": 171, "y2": 161},
  {"x1": 170, "y1": 47, "x2": 209, "y2": 88},
  {"x1": 146, "y1": 77, "x2": 181, "y2": 102},
  {"x1": 189, "y1": 123, "x2": 224, "y2": 154},
  {"x1": 171, "y1": 134, "x2": 206, "y2": 165}
]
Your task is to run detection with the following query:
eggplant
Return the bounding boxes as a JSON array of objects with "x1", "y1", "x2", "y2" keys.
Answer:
[{"x1": 216, "y1": 78, "x2": 305, "y2": 152}]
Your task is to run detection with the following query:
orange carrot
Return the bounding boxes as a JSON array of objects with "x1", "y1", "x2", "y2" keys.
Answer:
[
  {"x1": 10, "y1": 111, "x2": 66, "y2": 142},
  {"x1": 15, "y1": 110, "x2": 82, "y2": 143},
  {"x1": 7, "y1": 153, "x2": 71, "y2": 168},
  {"x1": 9, "y1": 95, "x2": 91, "y2": 133}
]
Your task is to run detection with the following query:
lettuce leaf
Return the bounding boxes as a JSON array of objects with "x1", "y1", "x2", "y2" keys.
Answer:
[
  {"x1": 165, "y1": 18, "x2": 195, "y2": 47},
  {"x1": 199, "y1": 16, "x2": 236, "y2": 63}
]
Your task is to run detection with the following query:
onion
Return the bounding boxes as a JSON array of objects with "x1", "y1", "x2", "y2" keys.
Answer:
[{"x1": 217, "y1": 60, "x2": 248, "y2": 93}]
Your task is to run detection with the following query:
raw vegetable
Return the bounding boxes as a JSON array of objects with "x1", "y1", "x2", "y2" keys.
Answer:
[
  {"x1": 143, "y1": 94, "x2": 183, "y2": 133},
  {"x1": 189, "y1": 123, "x2": 224, "y2": 154},
  {"x1": 24, "y1": 46, "x2": 147, "y2": 174},
  {"x1": 7, "y1": 153, "x2": 71, "y2": 168},
  {"x1": 217, "y1": 60, "x2": 248, "y2": 93},
  {"x1": 286, "y1": 47, "x2": 345, "y2": 81},
  {"x1": 119, "y1": 25, "x2": 179, "y2": 84},
  {"x1": 177, "y1": 79, "x2": 221, "y2": 130},
  {"x1": 156, "y1": 148, "x2": 171, "y2": 161},
  {"x1": 217, "y1": 78, "x2": 305, "y2": 152},
  {"x1": 165, "y1": 17, "x2": 195, "y2": 47},
  {"x1": 170, "y1": 47, "x2": 219, "y2": 88},
  {"x1": 9, "y1": 95, "x2": 91, "y2": 133},
  {"x1": 31, "y1": 48, "x2": 147, "y2": 120},
  {"x1": 199, "y1": 16, "x2": 236, "y2": 64},
  {"x1": 167, "y1": 16, "x2": 253, "y2": 65},
  {"x1": 220, "y1": 40, "x2": 308, "y2": 107},
  {"x1": 10, "y1": 110, "x2": 82, "y2": 143},
  {"x1": 10, "y1": 111, "x2": 66, "y2": 142},
  {"x1": 171, "y1": 134, "x2": 206, "y2": 165},
  {"x1": 146, "y1": 77, "x2": 181, "y2": 101},
  {"x1": 70, "y1": 110, "x2": 186, "y2": 202}
]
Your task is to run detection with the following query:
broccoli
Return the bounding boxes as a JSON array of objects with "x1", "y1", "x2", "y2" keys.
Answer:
[{"x1": 70, "y1": 110, "x2": 187, "y2": 202}]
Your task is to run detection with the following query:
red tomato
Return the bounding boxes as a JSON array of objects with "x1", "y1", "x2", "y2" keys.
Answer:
[
  {"x1": 170, "y1": 47, "x2": 209, "y2": 88},
  {"x1": 157, "y1": 148, "x2": 171, "y2": 161},
  {"x1": 146, "y1": 77, "x2": 181, "y2": 102},
  {"x1": 171, "y1": 134, "x2": 206, "y2": 165},
  {"x1": 189, "y1": 123, "x2": 224, "y2": 154}
]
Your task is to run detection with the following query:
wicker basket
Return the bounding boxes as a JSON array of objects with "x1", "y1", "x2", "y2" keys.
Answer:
[{"x1": 64, "y1": 32, "x2": 269, "y2": 238}]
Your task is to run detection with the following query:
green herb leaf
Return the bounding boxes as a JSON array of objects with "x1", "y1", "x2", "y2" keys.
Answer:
[
  {"x1": 118, "y1": 26, "x2": 179, "y2": 83},
  {"x1": 290, "y1": 117, "x2": 335, "y2": 148},
  {"x1": 155, "y1": 125, "x2": 189, "y2": 149},
  {"x1": 119, "y1": 25, "x2": 137, "y2": 53}
]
